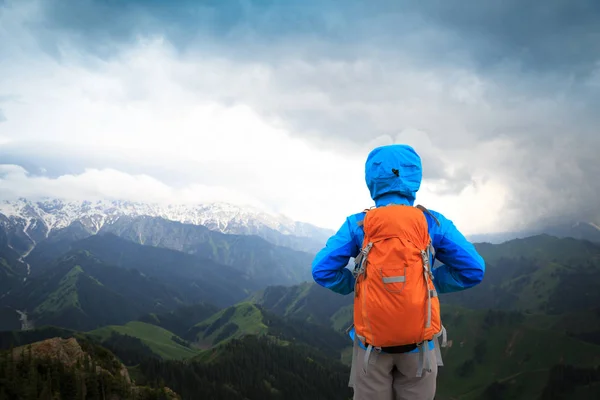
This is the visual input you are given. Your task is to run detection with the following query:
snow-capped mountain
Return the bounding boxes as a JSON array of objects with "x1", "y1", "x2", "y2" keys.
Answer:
[{"x1": 0, "y1": 197, "x2": 333, "y2": 254}]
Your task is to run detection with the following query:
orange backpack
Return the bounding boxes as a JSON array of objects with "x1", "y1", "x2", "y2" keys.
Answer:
[{"x1": 352, "y1": 204, "x2": 446, "y2": 362}]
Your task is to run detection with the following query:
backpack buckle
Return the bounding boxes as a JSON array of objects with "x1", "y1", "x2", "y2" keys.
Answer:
[{"x1": 353, "y1": 242, "x2": 373, "y2": 278}]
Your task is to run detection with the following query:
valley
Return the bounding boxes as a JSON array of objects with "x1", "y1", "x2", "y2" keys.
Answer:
[{"x1": 1, "y1": 199, "x2": 600, "y2": 399}]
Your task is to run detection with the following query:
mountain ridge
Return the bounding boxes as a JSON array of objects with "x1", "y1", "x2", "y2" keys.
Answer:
[
  {"x1": 468, "y1": 221, "x2": 600, "y2": 244},
  {"x1": 1, "y1": 336, "x2": 181, "y2": 399},
  {"x1": 97, "y1": 216, "x2": 315, "y2": 287},
  {"x1": 250, "y1": 234, "x2": 600, "y2": 330},
  {"x1": 0, "y1": 197, "x2": 333, "y2": 254},
  {"x1": 246, "y1": 234, "x2": 600, "y2": 399},
  {"x1": 1, "y1": 233, "x2": 600, "y2": 399},
  {"x1": 0, "y1": 245, "x2": 254, "y2": 331}
]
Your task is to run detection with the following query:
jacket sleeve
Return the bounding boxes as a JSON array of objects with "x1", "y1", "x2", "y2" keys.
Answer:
[
  {"x1": 311, "y1": 217, "x2": 360, "y2": 295},
  {"x1": 428, "y1": 211, "x2": 485, "y2": 294}
]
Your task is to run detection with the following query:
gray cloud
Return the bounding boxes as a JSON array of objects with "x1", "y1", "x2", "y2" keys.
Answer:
[
  {"x1": 0, "y1": 142, "x2": 134, "y2": 178},
  {"x1": 0, "y1": 141, "x2": 225, "y2": 189},
  {"x1": 2, "y1": 0, "x2": 599, "y2": 232},
  {"x1": 225, "y1": 55, "x2": 600, "y2": 227},
  {"x1": 24, "y1": 1, "x2": 600, "y2": 72},
  {"x1": 398, "y1": 1, "x2": 600, "y2": 74}
]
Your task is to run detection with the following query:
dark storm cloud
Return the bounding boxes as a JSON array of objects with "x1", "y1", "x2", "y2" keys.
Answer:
[
  {"x1": 25, "y1": 0, "x2": 600, "y2": 71},
  {"x1": 400, "y1": 0, "x2": 600, "y2": 74},
  {"x1": 24, "y1": 0, "x2": 357, "y2": 61}
]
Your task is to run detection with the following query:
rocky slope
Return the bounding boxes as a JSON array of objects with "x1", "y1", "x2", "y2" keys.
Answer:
[{"x1": 3, "y1": 336, "x2": 180, "y2": 399}]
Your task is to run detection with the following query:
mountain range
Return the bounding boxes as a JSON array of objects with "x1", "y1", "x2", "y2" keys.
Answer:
[
  {"x1": 0, "y1": 198, "x2": 325, "y2": 298},
  {"x1": 0, "y1": 196, "x2": 333, "y2": 337},
  {"x1": 247, "y1": 235, "x2": 600, "y2": 399},
  {"x1": 1, "y1": 196, "x2": 600, "y2": 399},
  {"x1": 468, "y1": 221, "x2": 600, "y2": 244},
  {"x1": 0, "y1": 197, "x2": 333, "y2": 254}
]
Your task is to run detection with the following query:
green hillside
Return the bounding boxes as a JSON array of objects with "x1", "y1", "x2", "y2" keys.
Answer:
[
  {"x1": 474, "y1": 234, "x2": 600, "y2": 265},
  {"x1": 69, "y1": 233, "x2": 256, "y2": 305},
  {"x1": 247, "y1": 234, "x2": 600, "y2": 399},
  {"x1": 24, "y1": 220, "x2": 95, "y2": 271},
  {"x1": 0, "y1": 326, "x2": 82, "y2": 350},
  {"x1": 3, "y1": 259, "x2": 149, "y2": 331},
  {"x1": 331, "y1": 304, "x2": 354, "y2": 332},
  {"x1": 0, "y1": 226, "x2": 27, "y2": 294},
  {"x1": 0, "y1": 253, "x2": 173, "y2": 331},
  {"x1": 89, "y1": 321, "x2": 199, "y2": 360},
  {"x1": 249, "y1": 235, "x2": 600, "y2": 328},
  {"x1": 188, "y1": 302, "x2": 270, "y2": 348},
  {"x1": 184, "y1": 301, "x2": 350, "y2": 364},
  {"x1": 138, "y1": 302, "x2": 221, "y2": 339},
  {"x1": 250, "y1": 234, "x2": 600, "y2": 324},
  {"x1": 33, "y1": 264, "x2": 87, "y2": 315},
  {"x1": 434, "y1": 305, "x2": 600, "y2": 399},
  {"x1": 0, "y1": 247, "x2": 253, "y2": 331},
  {"x1": 442, "y1": 235, "x2": 600, "y2": 314},
  {"x1": 319, "y1": 304, "x2": 600, "y2": 399},
  {"x1": 137, "y1": 334, "x2": 353, "y2": 400},
  {"x1": 0, "y1": 336, "x2": 179, "y2": 399},
  {"x1": 3, "y1": 230, "x2": 599, "y2": 399},
  {"x1": 552, "y1": 308, "x2": 600, "y2": 346},
  {"x1": 0, "y1": 257, "x2": 20, "y2": 295},
  {"x1": 247, "y1": 281, "x2": 353, "y2": 327},
  {"x1": 100, "y1": 216, "x2": 315, "y2": 287},
  {"x1": 247, "y1": 281, "x2": 355, "y2": 333}
]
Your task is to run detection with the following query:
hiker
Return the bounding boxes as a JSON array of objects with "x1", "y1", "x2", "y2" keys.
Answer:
[{"x1": 311, "y1": 144, "x2": 485, "y2": 400}]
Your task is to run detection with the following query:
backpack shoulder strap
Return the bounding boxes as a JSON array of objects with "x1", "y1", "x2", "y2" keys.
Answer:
[
  {"x1": 356, "y1": 207, "x2": 375, "y2": 227},
  {"x1": 416, "y1": 204, "x2": 440, "y2": 227},
  {"x1": 416, "y1": 204, "x2": 439, "y2": 270}
]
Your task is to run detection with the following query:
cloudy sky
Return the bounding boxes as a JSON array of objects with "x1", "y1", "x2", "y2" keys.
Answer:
[{"x1": 0, "y1": 0, "x2": 599, "y2": 235}]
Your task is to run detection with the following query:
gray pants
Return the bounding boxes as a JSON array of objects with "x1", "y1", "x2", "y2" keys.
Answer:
[{"x1": 349, "y1": 340, "x2": 438, "y2": 400}]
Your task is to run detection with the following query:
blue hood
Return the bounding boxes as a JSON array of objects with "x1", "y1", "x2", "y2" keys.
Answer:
[{"x1": 365, "y1": 144, "x2": 423, "y2": 205}]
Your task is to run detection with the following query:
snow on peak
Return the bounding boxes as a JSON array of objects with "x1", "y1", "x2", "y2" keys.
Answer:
[{"x1": 0, "y1": 197, "x2": 331, "y2": 239}]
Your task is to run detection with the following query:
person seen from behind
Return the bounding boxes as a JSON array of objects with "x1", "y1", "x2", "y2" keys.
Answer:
[{"x1": 311, "y1": 144, "x2": 485, "y2": 400}]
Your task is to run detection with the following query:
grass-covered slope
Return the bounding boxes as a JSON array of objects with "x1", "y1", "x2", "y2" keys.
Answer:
[
  {"x1": 474, "y1": 234, "x2": 600, "y2": 265},
  {"x1": 188, "y1": 303, "x2": 270, "y2": 348},
  {"x1": 137, "y1": 302, "x2": 221, "y2": 339},
  {"x1": 0, "y1": 245, "x2": 254, "y2": 331},
  {"x1": 251, "y1": 235, "x2": 600, "y2": 328},
  {"x1": 247, "y1": 281, "x2": 353, "y2": 328},
  {"x1": 443, "y1": 235, "x2": 600, "y2": 314},
  {"x1": 70, "y1": 233, "x2": 256, "y2": 303},
  {"x1": 137, "y1": 334, "x2": 353, "y2": 400},
  {"x1": 186, "y1": 302, "x2": 350, "y2": 364},
  {"x1": 100, "y1": 216, "x2": 315, "y2": 287},
  {"x1": 246, "y1": 234, "x2": 600, "y2": 400},
  {"x1": 0, "y1": 223, "x2": 27, "y2": 295},
  {"x1": 0, "y1": 256, "x2": 144, "y2": 331},
  {"x1": 89, "y1": 321, "x2": 199, "y2": 360},
  {"x1": 434, "y1": 305, "x2": 600, "y2": 400}
]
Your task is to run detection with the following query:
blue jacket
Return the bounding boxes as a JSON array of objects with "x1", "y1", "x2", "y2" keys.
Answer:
[{"x1": 311, "y1": 144, "x2": 485, "y2": 353}]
